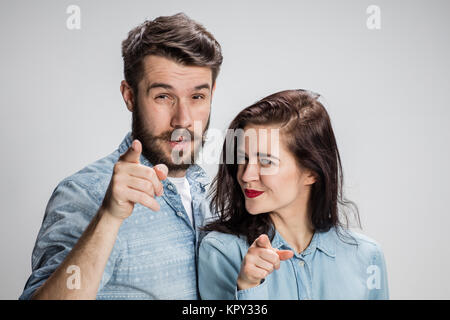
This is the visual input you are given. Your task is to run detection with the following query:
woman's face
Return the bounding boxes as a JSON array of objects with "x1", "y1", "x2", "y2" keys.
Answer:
[{"x1": 236, "y1": 124, "x2": 316, "y2": 215}]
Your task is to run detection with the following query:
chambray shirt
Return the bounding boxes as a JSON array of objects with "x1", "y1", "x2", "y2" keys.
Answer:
[
  {"x1": 198, "y1": 226, "x2": 389, "y2": 300},
  {"x1": 20, "y1": 132, "x2": 211, "y2": 300}
]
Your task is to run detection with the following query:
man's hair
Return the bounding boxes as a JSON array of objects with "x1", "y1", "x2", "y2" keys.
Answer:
[{"x1": 121, "y1": 12, "x2": 223, "y2": 94}]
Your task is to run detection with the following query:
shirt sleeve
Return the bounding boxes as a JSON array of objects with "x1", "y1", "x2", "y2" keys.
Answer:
[
  {"x1": 235, "y1": 277, "x2": 270, "y2": 300},
  {"x1": 19, "y1": 179, "x2": 121, "y2": 300},
  {"x1": 367, "y1": 243, "x2": 389, "y2": 300},
  {"x1": 198, "y1": 234, "x2": 270, "y2": 300},
  {"x1": 198, "y1": 236, "x2": 240, "y2": 300}
]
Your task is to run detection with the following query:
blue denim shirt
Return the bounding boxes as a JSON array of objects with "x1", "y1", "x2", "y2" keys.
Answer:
[
  {"x1": 20, "y1": 132, "x2": 211, "y2": 300},
  {"x1": 198, "y1": 226, "x2": 389, "y2": 300}
]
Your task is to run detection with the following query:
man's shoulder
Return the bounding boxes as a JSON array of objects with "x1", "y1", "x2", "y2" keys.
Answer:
[
  {"x1": 58, "y1": 132, "x2": 131, "y2": 191},
  {"x1": 55, "y1": 149, "x2": 121, "y2": 202}
]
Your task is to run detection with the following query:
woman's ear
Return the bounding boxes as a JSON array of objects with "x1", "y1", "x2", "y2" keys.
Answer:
[{"x1": 304, "y1": 171, "x2": 317, "y2": 186}]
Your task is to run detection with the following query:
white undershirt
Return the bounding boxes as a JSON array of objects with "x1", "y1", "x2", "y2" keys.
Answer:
[{"x1": 166, "y1": 176, "x2": 193, "y2": 226}]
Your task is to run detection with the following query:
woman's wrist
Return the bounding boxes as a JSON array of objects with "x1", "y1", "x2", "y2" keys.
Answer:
[{"x1": 237, "y1": 275, "x2": 261, "y2": 291}]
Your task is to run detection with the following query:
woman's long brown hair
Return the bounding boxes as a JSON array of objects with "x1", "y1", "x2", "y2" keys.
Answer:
[{"x1": 202, "y1": 89, "x2": 361, "y2": 246}]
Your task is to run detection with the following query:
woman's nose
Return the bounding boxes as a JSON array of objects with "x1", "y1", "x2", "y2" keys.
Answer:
[{"x1": 241, "y1": 163, "x2": 259, "y2": 182}]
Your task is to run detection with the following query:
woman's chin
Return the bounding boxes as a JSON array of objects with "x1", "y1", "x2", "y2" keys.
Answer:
[{"x1": 245, "y1": 204, "x2": 267, "y2": 215}]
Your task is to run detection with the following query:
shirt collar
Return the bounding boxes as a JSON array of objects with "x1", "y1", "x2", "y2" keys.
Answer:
[
  {"x1": 118, "y1": 132, "x2": 210, "y2": 188},
  {"x1": 271, "y1": 226, "x2": 336, "y2": 258}
]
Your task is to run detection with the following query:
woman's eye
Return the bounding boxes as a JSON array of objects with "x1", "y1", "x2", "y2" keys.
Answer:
[{"x1": 259, "y1": 158, "x2": 273, "y2": 166}]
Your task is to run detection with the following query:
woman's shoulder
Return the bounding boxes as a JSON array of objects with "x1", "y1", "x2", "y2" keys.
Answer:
[
  {"x1": 198, "y1": 231, "x2": 249, "y2": 300},
  {"x1": 201, "y1": 231, "x2": 248, "y2": 249},
  {"x1": 330, "y1": 226, "x2": 386, "y2": 259},
  {"x1": 199, "y1": 231, "x2": 253, "y2": 261}
]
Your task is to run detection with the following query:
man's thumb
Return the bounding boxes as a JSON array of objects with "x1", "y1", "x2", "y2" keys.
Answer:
[
  {"x1": 153, "y1": 164, "x2": 168, "y2": 181},
  {"x1": 120, "y1": 139, "x2": 142, "y2": 163},
  {"x1": 255, "y1": 234, "x2": 272, "y2": 249}
]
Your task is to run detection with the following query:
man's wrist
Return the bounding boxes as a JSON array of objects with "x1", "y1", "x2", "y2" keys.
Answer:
[{"x1": 97, "y1": 207, "x2": 124, "y2": 228}]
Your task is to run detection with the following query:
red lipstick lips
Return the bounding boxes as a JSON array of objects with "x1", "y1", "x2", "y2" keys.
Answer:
[{"x1": 244, "y1": 189, "x2": 264, "y2": 198}]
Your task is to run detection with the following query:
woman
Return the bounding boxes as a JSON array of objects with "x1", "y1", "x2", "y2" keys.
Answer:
[{"x1": 198, "y1": 89, "x2": 389, "y2": 300}]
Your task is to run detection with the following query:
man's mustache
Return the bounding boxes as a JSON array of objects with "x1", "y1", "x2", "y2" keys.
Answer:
[{"x1": 155, "y1": 129, "x2": 204, "y2": 142}]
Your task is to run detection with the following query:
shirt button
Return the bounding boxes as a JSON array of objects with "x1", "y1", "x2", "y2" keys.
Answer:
[
  {"x1": 177, "y1": 211, "x2": 183, "y2": 217},
  {"x1": 299, "y1": 260, "x2": 305, "y2": 267},
  {"x1": 167, "y1": 185, "x2": 174, "y2": 190}
]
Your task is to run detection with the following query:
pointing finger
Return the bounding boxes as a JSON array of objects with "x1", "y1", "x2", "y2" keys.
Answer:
[
  {"x1": 119, "y1": 140, "x2": 142, "y2": 163},
  {"x1": 255, "y1": 234, "x2": 273, "y2": 250}
]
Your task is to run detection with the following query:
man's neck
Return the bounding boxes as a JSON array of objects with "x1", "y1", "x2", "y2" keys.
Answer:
[{"x1": 167, "y1": 170, "x2": 187, "y2": 178}]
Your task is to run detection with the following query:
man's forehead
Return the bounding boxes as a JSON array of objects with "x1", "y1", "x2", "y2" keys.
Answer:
[{"x1": 141, "y1": 55, "x2": 213, "y2": 89}]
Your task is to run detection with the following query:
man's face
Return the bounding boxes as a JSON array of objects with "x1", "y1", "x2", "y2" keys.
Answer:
[{"x1": 130, "y1": 55, "x2": 214, "y2": 174}]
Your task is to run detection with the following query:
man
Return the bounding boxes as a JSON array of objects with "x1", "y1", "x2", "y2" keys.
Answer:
[{"x1": 19, "y1": 12, "x2": 223, "y2": 299}]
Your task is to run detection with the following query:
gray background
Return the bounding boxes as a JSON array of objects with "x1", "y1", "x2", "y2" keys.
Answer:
[{"x1": 1, "y1": 0, "x2": 449, "y2": 299}]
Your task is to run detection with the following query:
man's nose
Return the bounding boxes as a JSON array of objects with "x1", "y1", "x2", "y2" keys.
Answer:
[{"x1": 171, "y1": 99, "x2": 193, "y2": 129}]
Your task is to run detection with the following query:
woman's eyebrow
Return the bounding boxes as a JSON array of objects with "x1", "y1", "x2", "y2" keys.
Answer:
[
  {"x1": 257, "y1": 152, "x2": 280, "y2": 160},
  {"x1": 236, "y1": 150, "x2": 279, "y2": 161}
]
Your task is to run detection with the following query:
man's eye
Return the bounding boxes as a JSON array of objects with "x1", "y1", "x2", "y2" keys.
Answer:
[
  {"x1": 192, "y1": 94, "x2": 204, "y2": 100},
  {"x1": 155, "y1": 94, "x2": 171, "y2": 100}
]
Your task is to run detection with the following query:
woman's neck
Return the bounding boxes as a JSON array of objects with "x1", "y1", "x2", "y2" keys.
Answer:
[{"x1": 270, "y1": 194, "x2": 314, "y2": 254}]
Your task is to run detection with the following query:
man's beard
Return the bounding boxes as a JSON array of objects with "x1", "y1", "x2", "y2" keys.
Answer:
[{"x1": 131, "y1": 104, "x2": 209, "y2": 173}]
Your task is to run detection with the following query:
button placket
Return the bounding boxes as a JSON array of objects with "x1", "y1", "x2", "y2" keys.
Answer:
[
  {"x1": 162, "y1": 182, "x2": 193, "y2": 232},
  {"x1": 296, "y1": 257, "x2": 312, "y2": 300}
]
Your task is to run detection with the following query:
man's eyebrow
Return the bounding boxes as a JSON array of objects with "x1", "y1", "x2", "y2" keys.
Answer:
[
  {"x1": 194, "y1": 83, "x2": 210, "y2": 91},
  {"x1": 146, "y1": 83, "x2": 210, "y2": 94},
  {"x1": 146, "y1": 83, "x2": 173, "y2": 94}
]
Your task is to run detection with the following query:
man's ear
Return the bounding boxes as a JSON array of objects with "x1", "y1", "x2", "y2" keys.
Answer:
[{"x1": 120, "y1": 80, "x2": 135, "y2": 112}]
